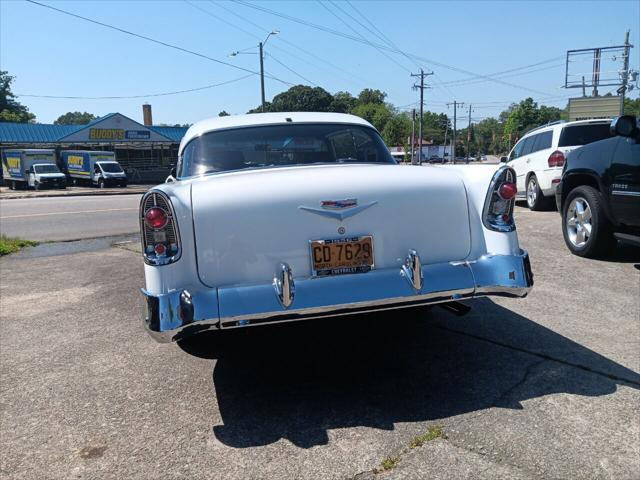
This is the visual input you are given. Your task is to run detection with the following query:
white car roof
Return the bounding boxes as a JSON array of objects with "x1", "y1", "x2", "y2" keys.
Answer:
[
  {"x1": 522, "y1": 118, "x2": 612, "y2": 138},
  {"x1": 180, "y1": 112, "x2": 374, "y2": 154}
]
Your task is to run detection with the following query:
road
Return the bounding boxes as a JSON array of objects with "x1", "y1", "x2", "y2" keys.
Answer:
[
  {"x1": 0, "y1": 194, "x2": 141, "y2": 241},
  {"x1": 1, "y1": 206, "x2": 639, "y2": 479}
]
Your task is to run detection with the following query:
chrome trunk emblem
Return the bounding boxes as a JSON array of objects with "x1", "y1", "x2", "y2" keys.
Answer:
[{"x1": 299, "y1": 199, "x2": 377, "y2": 221}]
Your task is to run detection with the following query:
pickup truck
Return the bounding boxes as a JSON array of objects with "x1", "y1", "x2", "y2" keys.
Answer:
[{"x1": 555, "y1": 115, "x2": 640, "y2": 257}]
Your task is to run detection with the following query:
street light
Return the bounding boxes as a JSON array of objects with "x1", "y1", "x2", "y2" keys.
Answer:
[{"x1": 229, "y1": 30, "x2": 279, "y2": 112}]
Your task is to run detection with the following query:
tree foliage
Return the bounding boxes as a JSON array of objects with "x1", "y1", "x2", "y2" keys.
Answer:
[
  {"x1": 624, "y1": 96, "x2": 640, "y2": 116},
  {"x1": 0, "y1": 70, "x2": 36, "y2": 123},
  {"x1": 218, "y1": 110, "x2": 230, "y2": 117},
  {"x1": 54, "y1": 111, "x2": 97, "y2": 125}
]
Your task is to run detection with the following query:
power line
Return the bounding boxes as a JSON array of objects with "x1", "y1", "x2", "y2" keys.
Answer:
[
  {"x1": 16, "y1": 74, "x2": 255, "y2": 99},
  {"x1": 267, "y1": 53, "x2": 318, "y2": 86},
  {"x1": 231, "y1": 0, "x2": 560, "y2": 97},
  {"x1": 317, "y1": 1, "x2": 412, "y2": 73},
  {"x1": 24, "y1": 0, "x2": 293, "y2": 86},
  {"x1": 211, "y1": 0, "x2": 369, "y2": 86}
]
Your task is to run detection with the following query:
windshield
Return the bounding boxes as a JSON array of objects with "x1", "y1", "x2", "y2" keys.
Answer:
[
  {"x1": 99, "y1": 162, "x2": 123, "y2": 173},
  {"x1": 34, "y1": 164, "x2": 61, "y2": 174},
  {"x1": 558, "y1": 123, "x2": 612, "y2": 147},
  {"x1": 178, "y1": 123, "x2": 395, "y2": 178}
]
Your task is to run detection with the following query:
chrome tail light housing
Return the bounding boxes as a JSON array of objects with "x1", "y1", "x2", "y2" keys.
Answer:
[
  {"x1": 140, "y1": 191, "x2": 181, "y2": 265},
  {"x1": 482, "y1": 166, "x2": 517, "y2": 232}
]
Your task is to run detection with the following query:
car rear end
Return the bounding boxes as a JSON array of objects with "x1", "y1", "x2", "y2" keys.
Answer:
[{"x1": 139, "y1": 163, "x2": 532, "y2": 343}]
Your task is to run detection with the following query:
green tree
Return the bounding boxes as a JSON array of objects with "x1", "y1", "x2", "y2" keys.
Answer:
[
  {"x1": 329, "y1": 91, "x2": 357, "y2": 113},
  {"x1": 357, "y1": 88, "x2": 386, "y2": 106},
  {"x1": 252, "y1": 85, "x2": 334, "y2": 113},
  {"x1": 381, "y1": 113, "x2": 411, "y2": 146},
  {"x1": 0, "y1": 70, "x2": 36, "y2": 123},
  {"x1": 624, "y1": 96, "x2": 640, "y2": 116},
  {"x1": 54, "y1": 111, "x2": 97, "y2": 125},
  {"x1": 351, "y1": 102, "x2": 392, "y2": 132},
  {"x1": 218, "y1": 110, "x2": 230, "y2": 117}
]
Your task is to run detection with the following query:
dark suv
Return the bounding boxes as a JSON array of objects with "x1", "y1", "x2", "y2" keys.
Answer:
[{"x1": 555, "y1": 115, "x2": 640, "y2": 257}]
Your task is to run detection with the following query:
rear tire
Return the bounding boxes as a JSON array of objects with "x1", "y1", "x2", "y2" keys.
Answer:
[
  {"x1": 562, "y1": 186, "x2": 615, "y2": 258},
  {"x1": 526, "y1": 175, "x2": 545, "y2": 211},
  {"x1": 34, "y1": 181, "x2": 40, "y2": 191},
  {"x1": 98, "y1": 179, "x2": 105, "y2": 189},
  {"x1": 9, "y1": 181, "x2": 15, "y2": 190}
]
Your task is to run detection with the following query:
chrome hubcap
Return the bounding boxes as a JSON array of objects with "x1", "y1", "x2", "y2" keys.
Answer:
[
  {"x1": 566, "y1": 197, "x2": 592, "y2": 247},
  {"x1": 527, "y1": 178, "x2": 537, "y2": 207}
]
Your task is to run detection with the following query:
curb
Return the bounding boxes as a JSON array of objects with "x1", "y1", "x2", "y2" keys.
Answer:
[{"x1": 0, "y1": 187, "x2": 152, "y2": 200}]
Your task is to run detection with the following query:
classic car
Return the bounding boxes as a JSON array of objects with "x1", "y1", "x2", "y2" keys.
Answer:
[{"x1": 140, "y1": 112, "x2": 533, "y2": 342}]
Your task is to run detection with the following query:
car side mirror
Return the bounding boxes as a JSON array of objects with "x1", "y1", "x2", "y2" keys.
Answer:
[
  {"x1": 500, "y1": 156, "x2": 508, "y2": 163},
  {"x1": 170, "y1": 166, "x2": 177, "y2": 178},
  {"x1": 610, "y1": 115, "x2": 638, "y2": 138}
]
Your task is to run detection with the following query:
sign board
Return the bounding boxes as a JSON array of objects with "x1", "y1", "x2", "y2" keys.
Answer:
[
  {"x1": 568, "y1": 96, "x2": 622, "y2": 121},
  {"x1": 60, "y1": 113, "x2": 171, "y2": 143}
]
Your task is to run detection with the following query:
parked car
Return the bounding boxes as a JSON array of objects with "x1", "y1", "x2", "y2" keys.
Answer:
[
  {"x1": 555, "y1": 115, "x2": 640, "y2": 257},
  {"x1": 429, "y1": 155, "x2": 444, "y2": 164},
  {"x1": 60, "y1": 150, "x2": 127, "y2": 188},
  {"x1": 502, "y1": 119, "x2": 612, "y2": 210},
  {"x1": 1, "y1": 149, "x2": 66, "y2": 190},
  {"x1": 139, "y1": 112, "x2": 533, "y2": 343}
]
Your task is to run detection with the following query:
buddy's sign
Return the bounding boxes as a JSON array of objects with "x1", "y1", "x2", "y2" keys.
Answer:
[{"x1": 59, "y1": 113, "x2": 172, "y2": 143}]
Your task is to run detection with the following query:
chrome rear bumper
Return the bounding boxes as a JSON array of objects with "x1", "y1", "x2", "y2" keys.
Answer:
[{"x1": 141, "y1": 250, "x2": 533, "y2": 343}]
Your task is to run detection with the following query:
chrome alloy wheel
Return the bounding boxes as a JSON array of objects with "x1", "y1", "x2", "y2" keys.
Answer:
[
  {"x1": 526, "y1": 177, "x2": 537, "y2": 207},
  {"x1": 566, "y1": 197, "x2": 593, "y2": 247}
]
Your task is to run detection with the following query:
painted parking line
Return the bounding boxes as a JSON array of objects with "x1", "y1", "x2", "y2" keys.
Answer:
[{"x1": 0, "y1": 207, "x2": 138, "y2": 219}]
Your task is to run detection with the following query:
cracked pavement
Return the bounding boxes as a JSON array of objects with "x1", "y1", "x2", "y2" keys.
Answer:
[{"x1": 1, "y1": 206, "x2": 639, "y2": 479}]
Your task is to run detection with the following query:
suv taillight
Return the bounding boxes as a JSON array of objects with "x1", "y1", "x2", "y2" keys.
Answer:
[
  {"x1": 548, "y1": 150, "x2": 565, "y2": 167},
  {"x1": 483, "y1": 166, "x2": 517, "y2": 232},
  {"x1": 140, "y1": 191, "x2": 181, "y2": 265}
]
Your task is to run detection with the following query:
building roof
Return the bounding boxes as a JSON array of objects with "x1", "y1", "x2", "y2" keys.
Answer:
[{"x1": 0, "y1": 112, "x2": 188, "y2": 144}]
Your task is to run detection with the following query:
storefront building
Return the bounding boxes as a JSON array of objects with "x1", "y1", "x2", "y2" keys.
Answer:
[{"x1": 0, "y1": 112, "x2": 188, "y2": 183}]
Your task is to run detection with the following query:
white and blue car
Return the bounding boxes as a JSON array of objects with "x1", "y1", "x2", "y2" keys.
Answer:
[{"x1": 140, "y1": 112, "x2": 533, "y2": 342}]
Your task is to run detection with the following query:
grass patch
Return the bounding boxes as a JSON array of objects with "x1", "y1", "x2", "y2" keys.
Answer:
[
  {"x1": 0, "y1": 235, "x2": 38, "y2": 256},
  {"x1": 409, "y1": 425, "x2": 443, "y2": 448},
  {"x1": 378, "y1": 455, "x2": 400, "y2": 472}
]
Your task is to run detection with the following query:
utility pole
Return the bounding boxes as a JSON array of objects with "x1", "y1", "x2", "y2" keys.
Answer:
[
  {"x1": 447, "y1": 101, "x2": 464, "y2": 164},
  {"x1": 411, "y1": 109, "x2": 416, "y2": 165},
  {"x1": 411, "y1": 69, "x2": 433, "y2": 164},
  {"x1": 259, "y1": 42, "x2": 266, "y2": 112},
  {"x1": 465, "y1": 104, "x2": 472, "y2": 164},
  {"x1": 620, "y1": 30, "x2": 631, "y2": 114},
  {"x1": 442, "y1": 121, "x2": 448, "y2": 161}
]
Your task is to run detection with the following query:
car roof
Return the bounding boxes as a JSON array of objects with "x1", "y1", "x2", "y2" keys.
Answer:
[
  {"x1": 522, "y1": 118, "x2": 612, "y2": 138},
  {"x1": 180, "y1": 112, "x2": 375, "y2": 154}
]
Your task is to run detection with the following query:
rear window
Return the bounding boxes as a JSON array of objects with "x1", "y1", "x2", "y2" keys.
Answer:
[
  {"x1": 558, "y1": 123, "x2": 611, "y2": 147},
  {"x1": 178, "y1": 123, "x2": 395, "y2": 178}
]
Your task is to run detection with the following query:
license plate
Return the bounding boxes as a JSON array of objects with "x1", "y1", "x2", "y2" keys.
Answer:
[{"x1": 310, "y1": 236, "x2": 374, "y2": 276}]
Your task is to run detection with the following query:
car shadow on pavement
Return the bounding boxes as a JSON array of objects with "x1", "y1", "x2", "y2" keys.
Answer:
[{"x1": 179, "y1": 299, "x2": 640, "y2": 449}]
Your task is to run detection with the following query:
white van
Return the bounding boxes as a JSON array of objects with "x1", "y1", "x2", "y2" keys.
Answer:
[{"x1": 504, "y1": 119, "x2": 612, "y2": 210}]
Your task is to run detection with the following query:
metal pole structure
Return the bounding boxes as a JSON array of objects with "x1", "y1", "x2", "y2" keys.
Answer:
[
  {"x1": 259, "y1": 41, "x2": 265, "y2": 112},
  {"x1": 411, "y1": 69, "x2": 433, "y2": 164},
  {"x1": 411, "y1": 109, "x2": 416, "y2": 165},
  {"x1": 442, "y1": 121, "x2": 448, "y2": 162},
  {"x1": 592, "y1": 48, "x2": 601, "y2": 96},
  {"x1": 465, "y1": 104, "x2": 472, "y2": 163},
  {"x1": 453, "y1": 101, "x2": 457, "y2": 164},
  {"x1": 621, "y1": 30, "x2": 631, "y2": 115}
]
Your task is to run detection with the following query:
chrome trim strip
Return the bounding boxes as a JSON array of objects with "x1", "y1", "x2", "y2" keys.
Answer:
[
  {"x1": 611, "y1": 190, "x2": 640, "y2": 197},
  {"x1": 273, "y1": 263, "x2": 295, "y2": 308},
  {"x1": 402, "y1": 249, "x2": 423, "y2": 291},
  {"x1": 141, "y1": 250, "x2": 533, "y2": 343}
]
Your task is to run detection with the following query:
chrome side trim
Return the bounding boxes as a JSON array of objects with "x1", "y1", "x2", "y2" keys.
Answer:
[
  {"x1": 141, "y1": 250, "x2": 533, "y2": 343},
  {"x1": 611, "y1": 190, "x2": 640, "y2": 197},
  {"x1": 402, "y1": 249, "x2": 423, "y2": 291}
]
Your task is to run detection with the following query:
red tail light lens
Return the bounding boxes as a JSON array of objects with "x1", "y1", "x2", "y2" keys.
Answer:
[
  {"x1": 548, "y1": 150, "x2": 565, "y2": 167},
  {"x1": 144, "y1": 207, "x2": 168, "y2": 229},
  {"x1": 498, "y1": 182, "x2": 517, "y2": 200}
]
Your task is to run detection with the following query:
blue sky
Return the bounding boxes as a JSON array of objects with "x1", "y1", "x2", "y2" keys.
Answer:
[{"x1": 1, "y1": 0, "x2": 638, "y2": 125}]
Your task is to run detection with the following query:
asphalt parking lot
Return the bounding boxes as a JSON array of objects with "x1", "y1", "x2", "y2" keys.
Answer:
[{"x1": 1, "y1": 205, "x2": 639, "y2": 479}]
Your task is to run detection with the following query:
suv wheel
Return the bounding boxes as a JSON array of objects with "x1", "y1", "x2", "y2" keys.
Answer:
[
  {"x1": 98, "y1": 179, "x2": 105, "y2": 189},
  {"x1": 526, "y1": 175, "x2": 545, "y2": 211},
  {"x1": 34, "y1": 181, "x2": 40, "y2": 191},
  {"x1": 562, "y1": 186, "x2": 615, "y2": 257}
]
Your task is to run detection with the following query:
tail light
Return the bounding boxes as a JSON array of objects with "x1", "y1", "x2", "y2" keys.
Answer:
[
  {"x1": 140, "y1": 191, "x2": 181, "y2": 265},
  {"x1": 483, "y1": 166, "x2": 517, "y2": 232},
  {"x1": 548, "y1": 150, "x2": 565, "y2": 167}
]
